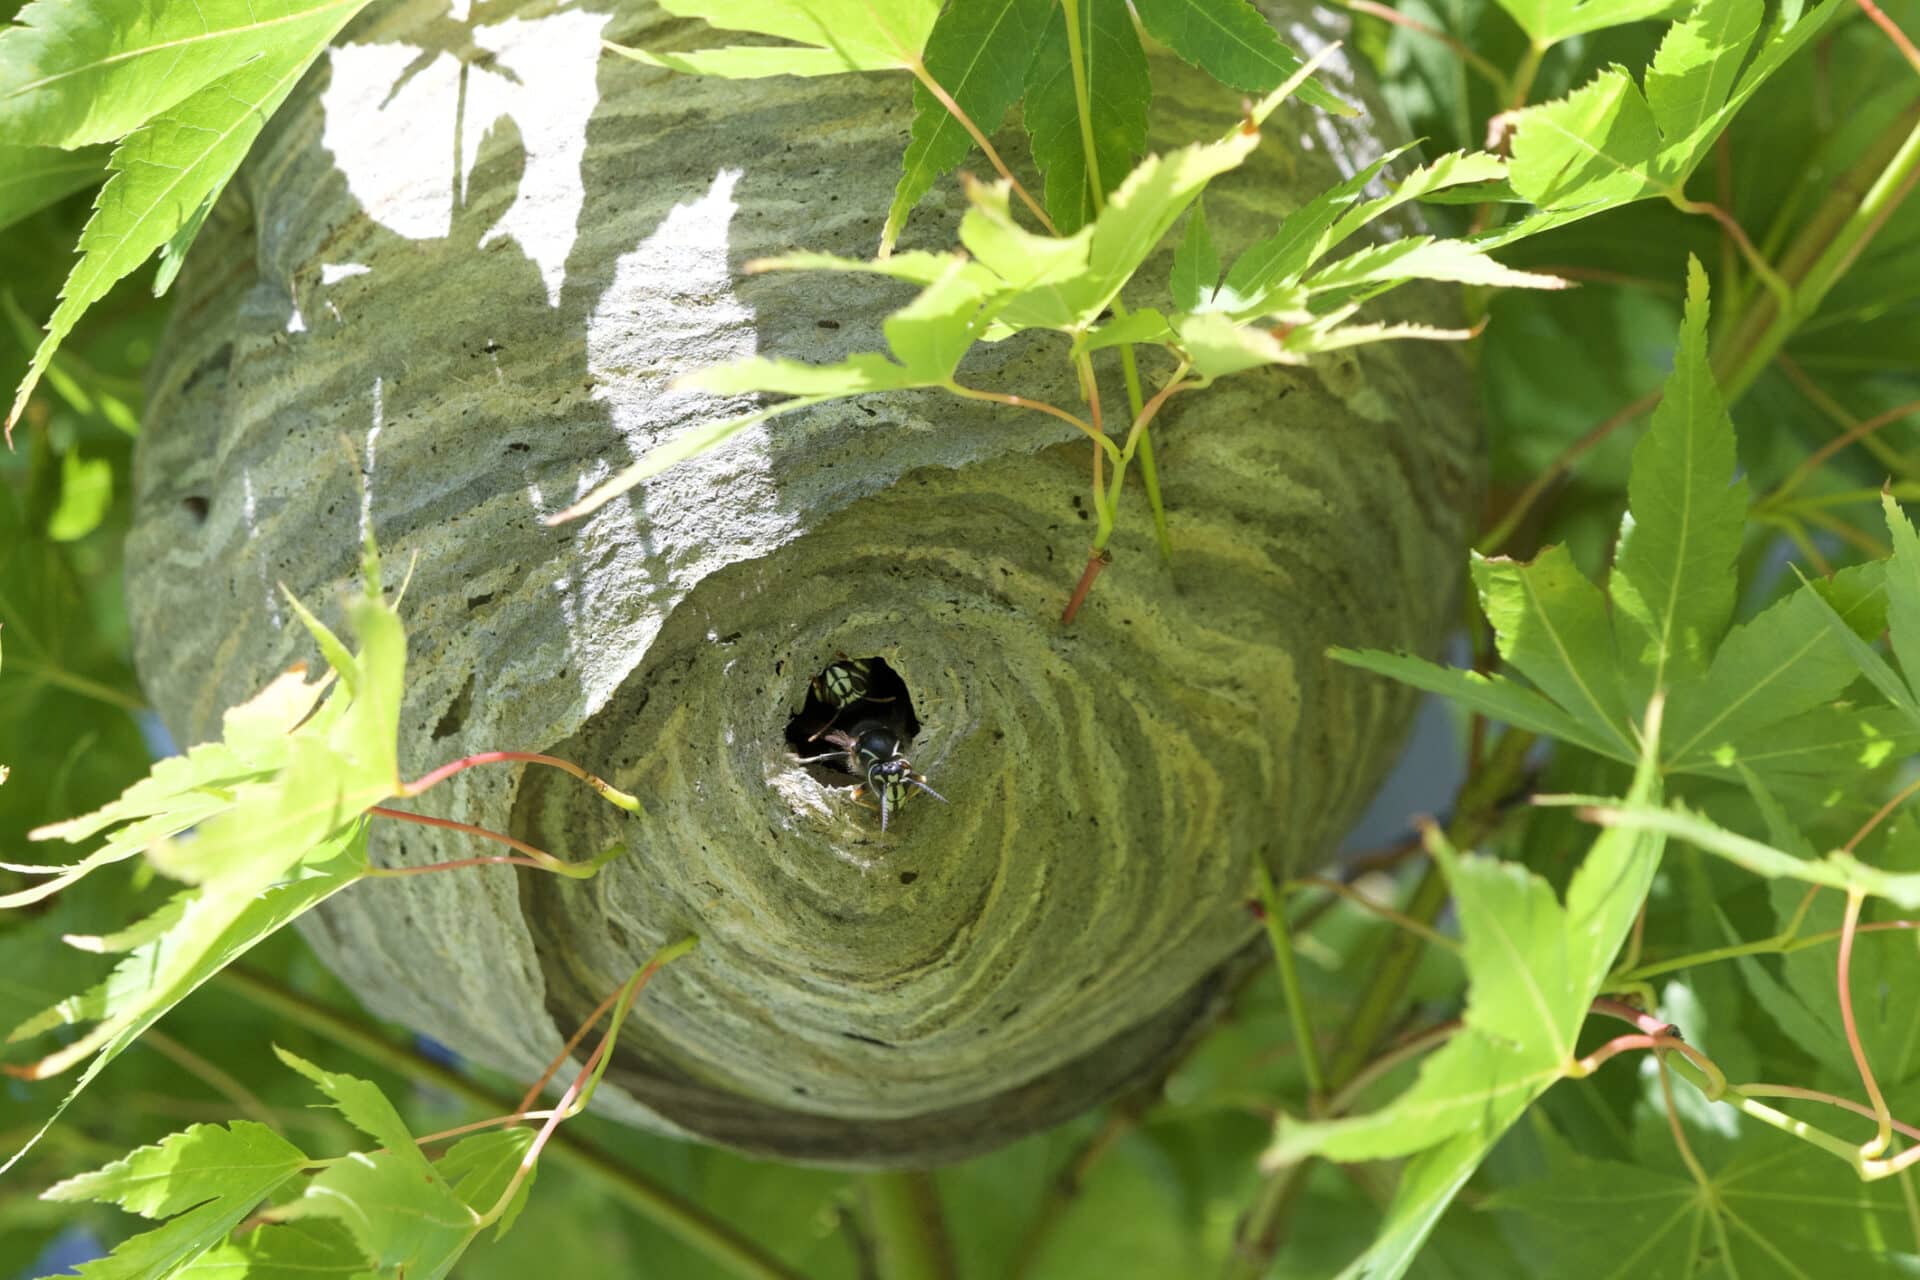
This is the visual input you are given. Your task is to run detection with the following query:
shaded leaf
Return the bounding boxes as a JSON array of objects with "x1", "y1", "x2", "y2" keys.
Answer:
[
  {"x1": 1169, "y1": 200, "x2": 1217, "y2": 313},
  {"x1": 0, "y1": 143, "x2": 107, "y2": 231},
  {"x1": 1664, "y1": 562, "x2": 1886, "y2": 769},
  {"x1": 883, "y1": 0, "x2": 1051, "y2": 253},
  {"x1": 1472, "y1": 546, "x2": 1635, "y2": 757},
  {"x1": 178, "y1": 1220, "x2": 368, "y2": 1280},
  {"x1": 1023, "y1": 0, "x2": 1150, "y2": 234},
  {"x1": 1329, "y1": 646, "x2": 1623, "y2": 760},
  {"x1": 1611, "y1": 257, "x2": 1747, "y2": 700},
  {"x1": 1131, "y1": 0, "x2": 1346, "y2": 113}
]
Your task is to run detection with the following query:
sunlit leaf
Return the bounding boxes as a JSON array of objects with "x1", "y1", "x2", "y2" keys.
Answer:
[
  {"x1": 40, "y1": 1120, "x2": 310, "y2": 1279},
  {"x1": 7, "y1": 22, "x2": 368, "y2": 437},
  {"x1": 45, "y1": 1121, "x2": 307, "y2": 1218},
  {"x1": 1490, "y1": 0, "x2": 1682, "y2": 45},
  {"x1": 0, "y1": 0, "x2": 366, "y2": 146},
  {"x1": 604, "y1": 0, "x2": 940, "y2": 78}
]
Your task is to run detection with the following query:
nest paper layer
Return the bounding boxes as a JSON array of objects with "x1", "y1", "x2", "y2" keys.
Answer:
[{"x1": 125, "y1": 0, "x2": 1479, "y2": 1163}]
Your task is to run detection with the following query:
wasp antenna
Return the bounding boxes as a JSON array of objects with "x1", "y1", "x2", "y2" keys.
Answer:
[
  {"x1": 879, "y1": 787, "x2": 893, "y2": 834},
  {"x1": 911, "y1": 778, "x2": 948, "y2": 805},
  {"x1": 793, "y1": 751, "x2": 847, "y2": 766}
]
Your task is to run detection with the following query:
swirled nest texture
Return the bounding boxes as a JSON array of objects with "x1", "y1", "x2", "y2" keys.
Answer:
[{"x1": 126, "y1": 0, "x2": 1479, "y2": 1164}]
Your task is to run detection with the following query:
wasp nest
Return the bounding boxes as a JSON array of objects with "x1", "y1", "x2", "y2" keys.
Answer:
[{"x1": 125, "y1": 0, "x2": 1479, "y2": 1164}]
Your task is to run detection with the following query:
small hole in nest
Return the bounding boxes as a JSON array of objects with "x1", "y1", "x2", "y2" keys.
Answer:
[{"x1": 784, "y1": 654, "x2": 921, "y2": 775}]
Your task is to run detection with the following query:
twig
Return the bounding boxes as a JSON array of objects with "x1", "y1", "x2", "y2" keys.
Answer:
[
  {"x1": 140, "y1": 1030, "x2": 280, "y2": 1131},
  {"x1": 398, "y1": 749, "x2": 641, "y2": 812},
  {"x1": 1739, "y1": 1082, "x2": 1920, "y2": 1143},
  {"x1": 1060, "y1": 549, "x2": 1111, "y2": 624},
  {"x1": 861, "y1": 1171, "x2": 955, "y2": 1280},
  {"x1": 1478, "y1": 389, "x2": 1663, "y2": 553},
  {"x1": 947, "y1": 380, "x2": 1111, "y2": 453},
  {"x1": 1838, "y1": 889, "x2": 1896, "y2": 1157},
  {"x1": 1291, "y1": 874, "x2": 1462, "y2": 952},
  {"x1": 1335, "y1": 0, "x2": 1505, "y2": 94},
  {"x1": 1007, "y1": 1108, "x2": 1139, "y2": 1280},
  {"x1": 1846, "y1": 773, "x2": 1920, "y2": 853},
  {"x1": 1256, "y1": 864, "x2": 1326, "y2": 1099},
  {"x1": 1857, "y1": 0, "x2": 1920, "y2": 76},
  {"x1": 1770, "y1": 396, "x2": 1920, "y2": 504},
  {"x1": 212, "y1": 967, "x2": 803, "y2": 1280}
]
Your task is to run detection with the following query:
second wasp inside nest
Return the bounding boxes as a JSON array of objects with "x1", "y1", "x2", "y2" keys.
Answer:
[{"x1": 786, "y1": 656, "x2": 942, "y2": 832}]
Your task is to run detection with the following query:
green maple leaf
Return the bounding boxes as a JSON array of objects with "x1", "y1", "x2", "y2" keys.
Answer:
[
  {"x1": 1488, "y1": 1127, "x2": 1919, "y2": 1276},
  {"x1": 1338, "y1": 259, "x2": 1907, "y2": 792},
  {"x1": 1023, "y1": 0, "x2": 1149, "y2": 234},
  {"x1": 41, "y1": 1121, "x2": 311, "y2": 1279},
  {"x1": 1493, "y1": 0, "x2": 1846, "y2": 247},
  {"x1": 0, "y1": 143, "x2": 107, "y2": 232},
  {"x1": 883, "y1": 0, "x2": 1052, "y2": 254},
  {"x1": 1491, "y1": 0, "x2": 1683, "y2": 45},
  {"x1": 605, "y1": 0, "x2": 940, "y2": 78},
  {"x1": 1270, "y1": 724, "x2": 1666, "y2": 1278},
  {"x1": 178, "y1": 1221, "x2": 367, "y2": 1280},
  {"x1": 2, "y1": 0, "x2": 374, "y2": 437},
  {"x1": 1130, "y1": 0, "x2": 1346, "y2": 114},
  {"x1": 2, "y1": 553, "x2": 408, "y2": 1173}
]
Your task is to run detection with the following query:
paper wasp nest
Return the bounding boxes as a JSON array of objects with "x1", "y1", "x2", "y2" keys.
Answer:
[{"x1": 125, "y1": 0, "x2": 1479, "y2": 1164}]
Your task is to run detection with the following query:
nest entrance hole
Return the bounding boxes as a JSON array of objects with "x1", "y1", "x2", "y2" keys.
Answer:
[{"x1": 785, "y1": 655, "x2": 921, "y2": 779}]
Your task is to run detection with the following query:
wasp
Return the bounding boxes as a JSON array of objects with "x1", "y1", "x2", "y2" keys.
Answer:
[
  {"x1": 799, "y1": 720, "x2": 946, "y2": 833},
  {"x1": 812, "y1": 657, "x2": 878, "y2": 710},
  {"x1": 807, "y1": 656, "x2": 895, "y2": 740}
]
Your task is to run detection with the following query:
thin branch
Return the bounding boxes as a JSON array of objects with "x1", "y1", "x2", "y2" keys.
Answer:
[
  {"x1": 1323, "y1": 1021, "x2": 1460, "y2": 1117},
  {"x1": 1739, "y1": 1083, "x2": 1920, "y2": 1144},
  {"x1": 1335, "y1": 0, "x2": 1506, "y2": 94},
  {"x1": 906, "y1": 62, "x2": 1054, "y2": 234},
  {"x1": 1856, "y1": 0, "x2": 1920, "y2": 77},
  {"x1": 1007, "y1": 1108, "x2": 1139, "y2": 1280},
  {"x1": 1669, "y1": 195, "x2": 1793, "y2": 313},
  {"x1": 1839, "y1": 888, "x2": 1896, "y2": 1157},
  {"x1": 398, "y1": 749, "x2": 641, "y2": 812},
  {"x1": 946, "y1": 380, "x2": 1112, "y2": 454},
  {"x1": 518, "y1": 974, "x2": 636, "y2": 1113},
  {"x1": 141, "y1": 1029, "x2": 280, "y2": 1131},
  {"x1": 1846, "y1": 773, "x2": 1920, "y2": 853},
  {"x1": 1257, "y1": 864, "x2": 1327, "y2": 1099},
  {"x1": 861, "y1": 1171, "x2": 956, "y2": 1280},
  {"x1": 1478, "y1": 389, "x2": 1664, "y2": 553},
  {"x1": 212, "y1": 967, "x2": 803, "y2": 1280},
  {"x1": 370, "y1": 805, "x2": 561, "y2": 866},
  {"x1": 1772, "y1": 395, "x2": 1920, "y2": 504},
  {"x1": 1291, "y1": 874, "x2": 1462, "y2": 952},
  {"x1": 1060, "y1": 549, "x2": 1112, "y2": 625}
]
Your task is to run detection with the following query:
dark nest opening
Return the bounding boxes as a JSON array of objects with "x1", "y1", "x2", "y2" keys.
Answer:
[{"x1": 785, "y1": 655, "x2": 921, "y2": 781}]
